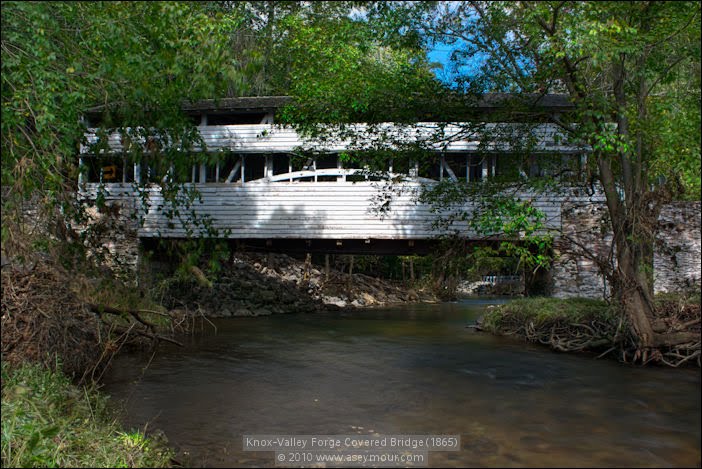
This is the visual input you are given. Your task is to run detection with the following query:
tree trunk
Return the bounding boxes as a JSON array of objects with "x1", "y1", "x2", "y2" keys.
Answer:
[
  {"x1": 303, "y1": 253, "x2": 311, "y2": 281},
  {"x1": 619, "y1": 276, "x2": 656, "y2": 349},
  {"x1": 595, "y1": 147, "x2": 659, "y2": 350},
  {"x1": 613, "y1": 222, "x2": 696, "y2": 350},
  {"x1": 347, "y1": 255, "x2": 354, "y2": 290}
]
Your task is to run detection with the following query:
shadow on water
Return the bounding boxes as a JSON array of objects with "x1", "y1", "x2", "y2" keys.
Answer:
[{"x1": 102, "y1": 300, "x2": 701, "y2": 468}]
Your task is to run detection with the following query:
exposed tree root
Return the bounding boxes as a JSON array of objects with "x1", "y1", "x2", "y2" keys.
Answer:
[{"x1": 478, "y1": 299, "x2": 700, "y2": 368}]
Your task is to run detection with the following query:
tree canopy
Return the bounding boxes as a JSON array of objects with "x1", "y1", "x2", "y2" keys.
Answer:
[
  {"x1": 2, "y1": 1, "x2": 699, "y2": 355},
  {"x1": 365, "y1": 1, "x2": 701, "y2": 353},
  {"x1": 1, "y1": 1, "x2": 249, "y2": 248},
  {"x1": 275, "y1": 1, "x2": 701, "y2": 353}
]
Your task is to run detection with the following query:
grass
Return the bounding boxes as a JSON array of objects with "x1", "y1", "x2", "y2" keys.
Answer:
[
  {"x1": 653, "y1": 291, "x2": 701, "y2": 309},
  {"x1": 1, "y1": 362, "x2": 172, "y2": 468},
  {"x1": 480, "y1": 297, "x2": 617, "y2": 332}
]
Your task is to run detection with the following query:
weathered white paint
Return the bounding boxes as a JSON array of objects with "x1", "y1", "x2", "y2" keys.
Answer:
[
  {"x1": 80, "y1": 182, "x2": 602, "y2": 241},
  {"x1": 225, "y1": 159, "x2": 242, "y2": 183},
  {"x1": 263, "y1": 168, "x2": 434, "y2": 184},
  {"x1": 82, "y1": 123, "x2": 588, "y2": 155}
]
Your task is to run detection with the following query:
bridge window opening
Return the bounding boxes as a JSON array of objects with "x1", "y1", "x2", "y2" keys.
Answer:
[
  {"x1": 243, "y1": 154, "x2": 266, "y2": 182},
  {"x1": 527, "y1": 153, "x2": 580, "y2": 180},
  {"x1": 315, "y1": 154, "x2": 339, "y2": 182},
  {"x1": 467, "y1": 154, "x2": 485, "y2": 182},
  {"x1": 83, "y1": 154, "x2": 187, "y2": 185},
  {"x1": 192, "y1": 158, "x2": 222, "y2": 183},
  {"x1": 188, "y1": 163, "x2": 200, "y2": 183},
  {"x1": 122, "y1": 157, "x2": 135, "y2": 183},
  {"x1": 144, "y1": 160, "x2": 169, "y2": 184},
  {"x1": 346, "y1": 172, "x2": 366, "y2": 182},
  {"x1": 494, "y1": 152, "x2": 582, "y2": 182},
  {"x1": 82, "y1": 154, "x2": 181, "y2": 185},
  {"x1": 219, "y1": 155, "x2": 243, "y2": 183},
  {"x1": 83, "y1": 154, "x2": 134, "y2": 183},
  {"x1": 418, "y1": 154, "x2": 441, "y2": 180},
  {"x1": 366, "y1": 162, "x2": 388, "y2": 181},
  {"x1": 272, "y1": 154, "x2": 289, "y2": 177},
  {"x1": 443, "y1": 154, "x2": 468, "y2": 182},
  {"x1": 175, "y1": 161, "x2": 190, "y2": 183},
  {"x1": 495, "y1": 153, "x2": 522, "y2": 182},
  {"x1": 290, "y1": 155, "x2": 315, "y2": 182},
  {"x1": 555, "y1": 153, "x2": 582, "y2": 180},
  {"x1": 392, "y1": 157, "x2": 410, "y2": 176},
  {"x1": 346, "y1": 162, "x2": 375, "y2": 182}
]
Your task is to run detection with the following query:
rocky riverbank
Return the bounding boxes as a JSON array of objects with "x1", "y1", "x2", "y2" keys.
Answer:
[{"x1": 158, "y1": 252, "x2": 437, "y2": 317}]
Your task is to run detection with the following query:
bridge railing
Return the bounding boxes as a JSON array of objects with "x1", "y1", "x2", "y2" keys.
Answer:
[
  {"x1": 253, "y1": 168, "x2": 436, "y2": 184},
  {"x1": 79, "y1": 122, "x2": 591, "y2": 185}
]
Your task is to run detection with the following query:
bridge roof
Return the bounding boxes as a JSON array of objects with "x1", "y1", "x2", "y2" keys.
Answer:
[
  {"x1": 179, "y1": 94, "x2": 574, "y2": 112},
  {"x1": 85, "y1": 93, "x2": 574, "y2": 119},
  {"x1": 181, "y1": 96, "x2": 292, "y2": 113}
]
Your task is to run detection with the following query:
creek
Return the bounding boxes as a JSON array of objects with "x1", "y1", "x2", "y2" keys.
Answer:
[{"x1": 102, "y1": 300, "x2": 701, "y2": 467}]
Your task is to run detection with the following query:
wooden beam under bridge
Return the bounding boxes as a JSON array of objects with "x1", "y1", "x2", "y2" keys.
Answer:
[{"x1": 140, "y1": 237, "x2": 513, "y2": 256}]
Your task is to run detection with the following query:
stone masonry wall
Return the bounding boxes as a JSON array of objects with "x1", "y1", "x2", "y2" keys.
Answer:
[
  {"x1": 76, "y1": 195, "x2": 142, "y2": 279},
  {"x1": 552, "y1": 201, "x2": 701, "y2": 299},
  {"x1": 654, "y1": 202, "x2": 701, "y2": 294},
  {"x1": 5, "y1": 187, "x2": 142, "y2": 281},
  {"x1": 551, "y1": 202, "x2": 613, "y2": 299}
]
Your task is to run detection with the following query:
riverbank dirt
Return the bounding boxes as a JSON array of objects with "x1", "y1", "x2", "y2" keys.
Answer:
[
  {"x1": 157, "y1": 252, "x2": 437, "y2": 318},
  {"x1": 1, "y1": 250, "x2": 434, "y2": 381}
]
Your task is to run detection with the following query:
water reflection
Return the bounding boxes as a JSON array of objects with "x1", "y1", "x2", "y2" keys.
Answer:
[{"x1": 103, "y1": 301, "x2": 701, "y2": 467}]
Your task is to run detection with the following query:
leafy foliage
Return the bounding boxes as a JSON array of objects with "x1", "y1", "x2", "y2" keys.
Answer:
[
  {"x1": 400, "y1": 1, "x2": 700, "y2": 348},
  {"x1": 1, "y1": 1, "x2": 247, "y2": 250},
  {"x1": 277, "y1": 14, "x2": 440, "y2": 126},
  {"x1": 419, "y1": 180, "x2": 553, "y2": 274},
  {"x1": 410, "y1": 1, "x2": 701, "y2": 199}
]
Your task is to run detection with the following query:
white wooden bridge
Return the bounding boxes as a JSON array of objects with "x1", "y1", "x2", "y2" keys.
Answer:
[
  {"x1": 78, "y1": 96, "x2": 596, "y2": 252},
  {"x1": 74, "y1": 97, "x2": 699, "y2": 296}
]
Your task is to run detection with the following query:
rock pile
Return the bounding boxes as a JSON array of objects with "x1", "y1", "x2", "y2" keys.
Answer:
[{"x1": 159, "y1": 252, "x2": 434, "y2": 317}]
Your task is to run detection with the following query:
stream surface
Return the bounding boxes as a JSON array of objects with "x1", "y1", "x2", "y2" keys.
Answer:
[{"x1": 103, "y1": 300, "x2": 701, "y2": 467}]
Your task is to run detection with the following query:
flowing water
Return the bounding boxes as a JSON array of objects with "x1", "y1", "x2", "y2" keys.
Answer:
[{"x1": 102, "y1": 300, "x2": 701, "y2": 467}]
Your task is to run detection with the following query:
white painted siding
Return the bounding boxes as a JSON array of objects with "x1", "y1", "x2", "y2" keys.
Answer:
[
  {"x1": 82, "y1": 123, "x2": 587, "y2": 155},
  {"x1": 80, "y1": 182, "x2": 603, "y2": 240}
]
